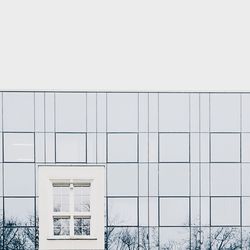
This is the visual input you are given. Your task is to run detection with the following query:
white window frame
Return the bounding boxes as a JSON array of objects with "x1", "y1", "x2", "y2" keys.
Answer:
[{"x1": 50, "y1": 179, "x2": 93, "y2": 239}]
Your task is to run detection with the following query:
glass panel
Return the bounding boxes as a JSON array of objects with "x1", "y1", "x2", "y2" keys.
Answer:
[
  {"x1": 53, "y1": 217, "x2": 70, "y2": 236},
  {"x1": 74, "y1": 185, "x2": 90, "y2": 212},
  {"x1": 4, "y1": 164, "x2": 35, "y2": 196},
  {"x1": 108, "y1": 198, "x2": 137, "y2": 226},
  {"x1": 3, "y1": 93, "x2": 34, "y2": 131},
  {"x1": 210, "y1": 227, "x2": 241, "y2": 249},
  {"x1": 211, "y1": 197, "x2": 240, "y2": 226},
  {"x1": 55, "y1": 93, "x2": 86, "y2": 132},
  {"x1": 210, "y1": 133, "x2": 241, "y2": 163},
  {"x1": 4, "y1": 198, "x2": 35, "y2": 226},
  {"x1": 56, "y1": 133, "x2": 86, "y2": 163},
  {"x1": 160, "y1": 227, "x2": 190, "y2": 249},
  {"x1": 3, "y1": 227, "x2": 35, "y2": 249},
  {"x1": 211, "y1": 164, "x2": 240, "y2": 196},
  {"x1": 160, "y1": 198, "x2": 189, "y2": 226},
  {"x1": 4, "y1": 133, "x2": 34, "y2": 162},
  {"x1": 107, "y1": 93, "x2": 138, "y2": 132},
  {"x1": 210, "y1": 94, "x2": 240, "y2": 132},
  {"x1": 107, "y1": 164, "x2": 138, "y2": 196},
  {"x1": 74, "y1": 217, "x2": 90, "y2": 236},
  {"x1": 159, "y1": 93, "x2": 189, "y2": 132},
  {"x1": 159, "y1": 164, "x2": 189, "y2": 196},
  {"x1": 159, "y1": 133, "x2": 189, "y2": 163},
  {"x1": 53, "y1": 186, "x2": 70, "y2": 212},
  {"x1": 106, "y1": 227, "x2": 138, "y2": 250},
  {"x1": 108, "y1": 133, "x2": 138, "y2": 163}
]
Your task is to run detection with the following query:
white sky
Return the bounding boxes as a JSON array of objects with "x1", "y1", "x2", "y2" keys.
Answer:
[{"x1": 0, "y1": 1, "x2": 249, "y2": 91}]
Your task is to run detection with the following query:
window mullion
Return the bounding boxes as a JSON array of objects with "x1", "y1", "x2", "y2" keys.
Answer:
[{"x1": 70, "y1": 183, "x2": 74, "y2": 237}]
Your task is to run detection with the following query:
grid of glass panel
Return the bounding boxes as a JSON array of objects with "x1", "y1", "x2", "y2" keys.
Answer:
[{"x1": 1, "y1": 92, "x2": 250, "y2": 249}]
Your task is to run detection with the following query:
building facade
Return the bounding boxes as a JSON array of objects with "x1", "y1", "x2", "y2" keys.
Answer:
[{"x1": 0, "y1": 92, "x2": 250, "y2": 249}]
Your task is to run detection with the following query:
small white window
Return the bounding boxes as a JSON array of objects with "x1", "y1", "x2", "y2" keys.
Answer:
[{"x1": 52, "y1": 183, "x2": 91, "y2": 237}]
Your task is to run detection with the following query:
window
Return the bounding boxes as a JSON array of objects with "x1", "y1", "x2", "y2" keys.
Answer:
[
  {"x1": 160, "y1": 197, "x2": 189, "y2": 226},
  {"x1": 107, "y1": 93, "x2": 138, "y2": 132},
  {"x1": 52, "y1": 183, "x2": 91, "y2": 237},
  {"x1": 159, "y1": 133, "x2": 189, "y2": 163},
  {"x1": 55, "y1": 93, "x2": 86, "y2": 132},
  {"x1": 159, "y1": 93, "x2": 189, "y2": 132},
  {"x1": 107, "y1": 133, "x2": 138, "y2": 163},
  {"x1": 159, "y1": 164, "x2": 189, "y2": 196},
  {"x1": 3, "y1": 92, "x2": 34, "y2": 131},
  {"x1": 56, "y1": 133, "x2": 86, "y2": 163},
  {"x1": 4, "y1": 133, "x2": 34, "y2": 162},
  {"x1": 210, "y1": 94, "x2": 240, "y2": 132},
  {"x1": 210, "y1": 133, "x2": 241, "y2": 163},
  {"x1": 211, "y1": 197, "x2": 240, "y2": 226}
]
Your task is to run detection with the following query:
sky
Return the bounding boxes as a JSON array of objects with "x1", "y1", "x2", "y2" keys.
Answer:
[{"x1": 0, "y1": 0, "x2": 249, "y2": 91}]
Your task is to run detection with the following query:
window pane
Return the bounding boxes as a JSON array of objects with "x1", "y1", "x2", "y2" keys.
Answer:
[
  {"x1": 74, "y1": 186, "x2": 90, "y2": 212},
  {"x1": 211, "y1": 197, "x2": 240, "y2": 226},
  {"x1": 160, "y1": 198, "x2": 189, "y2": 226},
  {"x1": 3, "y1": 93, "x2": 34, "y2": 131},
  {"x1": 108, "y1": 198, "x2": 137, "y2": 226},
  {"x1": 4, "y1": 163, "x2": 35, "y2": 196},
  {"x1": 210, "y1": 94, "x2": 240, "y2": 132},
  {"x1": 210, "y1": 133, "x2": 241, "y2": 163},
  {"x1": 159, "y1": 133, "x2": 189, "y2": 163},
  {"x1": 211, "y1": 164, "x2": 240, "y2": 196},
  {"x1": 4, "y1": 133, "x2": 34, "y2": 162},
  {"x1": 4, "y1": 198, "x2": 35, "y2": 226},
  {"x1": 159, "y1": 93, "x2": 189, "y2": 132},
  {"x1": 74, "y1": 218, "x2": 90, "y2": 236},
  {"x1": 160, "y1": 227, "x2": 190, "y2": 249},
  {"x1": 53, "y1": 217, "x2": 70, "y2": 236},
  {"x1": 108, "y1": 133, "x2": 138, "y2": 163},
  {"x1": 55, "y1": 93, "x2": 86, "y2": 132},
  {"x1": 107, "y1": 93, "x2": 138, "y2": 132},
  {"x1": 53, "y1": 186, "x2": 70, "y2": 212},
  {"x1": 56, "y1": 133, "x2": 86, "y2": 163},
  {"x1": 107, "y1": 164, "x2": 138, "y2": 196},
  {"x1": 159, "y1": 164, "x2": 189, "y2": 196},
  {"x1": 3, "y1": 227, "x2": 36, "y2": 249}
]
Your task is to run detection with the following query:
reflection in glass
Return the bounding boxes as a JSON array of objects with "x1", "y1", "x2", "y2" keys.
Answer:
[
  {"x1": 74, "y1": 217, "x2": 90, "y2": 236},
  {"x1": 53, "y1": 185, "x2": 70, "y2": 212},
  {"x1": 74, "y1": 185, "x2": 90, "y2": 212},
  {"x1": 53, "y1": 217, "x2": 70, "y2": 236}
]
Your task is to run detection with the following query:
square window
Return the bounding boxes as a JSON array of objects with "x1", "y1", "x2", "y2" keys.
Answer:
[
  {"x1": 159, "y1": 94, "x2": 189, "y2": 132},
  {"x1": 210, "y1": 133, "x2": 241, "y2": 163},
  {"x1": 56, "y1": 133, "x2": 86, "y2": 163},
  {"x1": 160, "y1": 198, "x2": 189, "y2": 226},
  {"x1": 160, "y1": 227, "x2": 190, "y2": 249},
  {"x1": 3, "y1": 93, "x2": 34, "y2": 131},
  {"x1": 159, "y1": 164, "x2": 189, "y2": 196},
  {"x1": 107, "y1": 133, "x2": 138, "y2": 163},
  {"x1": 107, "y1": 93, "x2": 138, "y2": 132},
  {"x1": 210, "y1": 94, "x2": 240, "y2": 132},
  {"x1": 4, "y1": 133, "x2": 34, "y2": 162},
  {"x1": 4, "y1": 163, "x2": 35, "y2": 196},
  {"x1": 159, "y1": 133, "x2": 189, "y2": 163},
  {"x1": 211, "y1": 164, "x2": 240, "y2": 196},
  {"x1": 108, "y1": 198, "x2": 137, "y2": 226},
  {"x1": 4, "y1": 198, "x2": 35, "y2": 226},
  {"x1": 55, "y1": 93, "x2": 86, "y2": 132},
  {"x1": 107, "y1": 164, "x2": 138, "y2": 196},
  {"x1": 211, "y1": 197, "x2": 240, "y2": 226}
]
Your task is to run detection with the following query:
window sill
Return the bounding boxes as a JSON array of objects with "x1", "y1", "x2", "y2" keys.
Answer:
[{"x1": 47, "y1": 236, "x2": 97, "y2": 240}]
